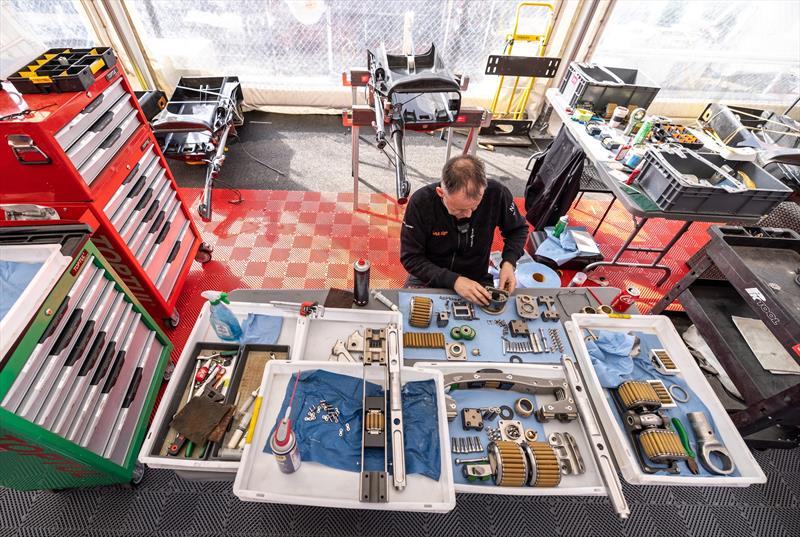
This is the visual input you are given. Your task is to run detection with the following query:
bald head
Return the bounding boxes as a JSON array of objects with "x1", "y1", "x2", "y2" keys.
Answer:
[{"x1": 441, "y1": 155, "x2": 487, "y2": 200}]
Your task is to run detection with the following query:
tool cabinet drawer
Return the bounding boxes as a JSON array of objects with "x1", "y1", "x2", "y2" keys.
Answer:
[
  {"x1": 15, "y1": 270, "x2": 111, "y2": 422},
  {"x1": 143, "y1": 199, "x2": 186, "y2": 277},
  {"x1": 104, "y1": 334, "x2": 165, "y2": 464},
  {"x1": 125, "y1": 179, "x2": 174, "y2": 254},
  {"x1": 136, "y1": 195, "x2": 179, "y2": 265},
  {"x1": 109, "y1": 156, "x2": 165, "y2": 230},
  {"x1": 103, "y1": 147, "x2": 159, "y2": 219},
  {"x1": 1, "y1": 260, "x2": 99, "y2": 413},
  {"x1": 50, "y1": 298, "x2": 134, "y2": 438},
  {"x1": 34, "y1": 279, "x2": 120, "y2": 431},
  {"x1": 83, "y1": 319, "x2": 155, "y2": 455},
  {"x1": 155, "y1": 219, "x2": 193, "y2": 297},
  {"x1": 55, "y1": 78, "x2": 127, "y2": 150},
  {"x1": 64, "y1": 307, "x2": 137, "y2": 444},
  {"x1": 65, "y1": 93, "x2": 135, "y2": 170},
  {"x1": 77, "y1": 108, "x2": 141, "y2": 186}
]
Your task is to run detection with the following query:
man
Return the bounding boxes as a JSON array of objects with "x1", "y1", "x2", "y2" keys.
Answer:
[{"x1": 400, "y1": 154, "x2": 529, "y2": 305}]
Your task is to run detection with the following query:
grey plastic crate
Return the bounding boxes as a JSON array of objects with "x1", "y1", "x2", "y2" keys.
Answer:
[
  {"x1": 636, "y1": 148, "x2": 792, "y2": 217},
  {"x1": 558, "y1": 62, "x2": 660, "y2": 115}
]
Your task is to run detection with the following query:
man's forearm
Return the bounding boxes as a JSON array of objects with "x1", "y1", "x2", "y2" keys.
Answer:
[{"x1": 502, "y1": 224, "x2": 528, "y2": 266}]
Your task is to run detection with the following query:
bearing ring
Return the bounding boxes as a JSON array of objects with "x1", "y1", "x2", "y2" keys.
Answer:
[
  {"x1": 514, "y1": 397, "x2": 534, "y2": 418},
  {"x1": 499, "y1": 405, "x2": 514, "y2": 420}
]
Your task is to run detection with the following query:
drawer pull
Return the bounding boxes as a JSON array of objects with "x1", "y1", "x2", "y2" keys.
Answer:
[
  {"x1": 122, "y1": 368, "x2": 143, "y2": 408},
  {"x1": 99, "y1": 127, "x2": 122, "y2": 150},
  {"x1": 90, "y1": 342, "x2": 117, "y2": 385},
  {"x1": 49, "y1": 308, "x2": 83, "y2": 356},
  {"x1": 90, "y1": 110, "x2": 114, "y2": 133},
  {"x1": 102, "y1": 350, "x2": 126, "y2": 393},
  {"x1": 122, "y1": 162, "x2": 141, "y2": 185},
  {"x1": 64, "y1": 320, "x2": 95, "y2": 366},
  {"x1": 78, "y1": 333, "x2": 106, "y2": 375}
]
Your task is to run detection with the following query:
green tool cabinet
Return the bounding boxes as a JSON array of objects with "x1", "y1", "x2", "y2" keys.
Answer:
[{"x1": 0, "y1": 225, "x2": 171, "y2": 490}]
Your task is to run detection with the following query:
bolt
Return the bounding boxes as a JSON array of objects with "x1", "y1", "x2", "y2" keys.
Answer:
[{"x1": 455, "y1": 457, "x2": 489, "y2": 465}]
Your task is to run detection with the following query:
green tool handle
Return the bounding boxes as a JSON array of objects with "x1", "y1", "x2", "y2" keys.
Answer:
[{"x1": 671, "y1": 417, "x2": 695, "y2": 458}]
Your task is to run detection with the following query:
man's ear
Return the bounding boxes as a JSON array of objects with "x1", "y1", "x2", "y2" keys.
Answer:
[{"x1": 435, "y1": 186, "x2": 445, "y2": 199}]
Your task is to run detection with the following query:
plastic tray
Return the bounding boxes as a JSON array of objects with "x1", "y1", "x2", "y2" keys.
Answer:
[
  {"x1": 0, "y1": 244, "x2": 71, "y2": 360},
  {"x1": 636, "y1": 148, "x2": 791, "y2": 216},
  {"x1": 233, "y1": 360, "x2": 455, "y2": 512},
  {"x1": 138, "y1": 301, "x2": 299, "y2": 479},
  {"x1": 413, "y1": 361, "x2": 612, "y2": 497},
  {"x1": 564, "y1": 314, "x2": 766, "y2": 486}
]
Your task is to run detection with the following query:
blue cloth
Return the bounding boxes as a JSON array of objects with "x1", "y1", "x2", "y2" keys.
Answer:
[
  {"x1": 240, "y1": 313, "x2": 283, "y2": 344},
  {"x1": 263, "y1": 370, "x2": 441, "y2": 481},
  {"x1": 0, "y1": 261, "x2": 42, "y2": 321},
  {"x1": 586, "y1": 330, "x2": 637, "y2": 388},
  {"x1": 598, "y1": 331, "x2": 741, "y2": 478},
  {"x1": 535, "y1": 227, "x2": 581, "y2": 265}
]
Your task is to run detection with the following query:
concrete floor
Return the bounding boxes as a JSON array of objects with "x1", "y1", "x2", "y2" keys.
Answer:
[{"x1": 167, "y1": 112, "x2": 544, "y2": 198}]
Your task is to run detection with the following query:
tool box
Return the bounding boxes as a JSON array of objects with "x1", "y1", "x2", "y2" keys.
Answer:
[
  {"x1": 0, "y1": 50, "x2": 210, "y2": 326},
  {"x1": 559, "y1": 62, "x2": 660, "y2": 116},
  {"x1": 7, "y1": 48, "x2": 117, "y2": 94},
  {"x1": 636, "y1": 147, "x2": 792, "y2": 217},
  {"x1": 0, "y1": 224, "x2": 171, "y2": 490},
  {"x1": 138, "y1": 294, "x2": 765, "y2": 517}
]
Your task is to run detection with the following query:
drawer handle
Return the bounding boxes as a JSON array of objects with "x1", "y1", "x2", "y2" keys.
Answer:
[
  {"x1": 142, "y1": 200, "x2": 160, "y2": 223},
  {"x1": 102, "y1": 350, "x2": 126, "y2": 394},
  {"x1": 122, "y1": 162, "x2": 141, "y2": 185},
  {"x1": 78, "y1": 333, "x2": 106, "y2": 375},
  {"x1": 149, "y1": 211, "x2": 166, "y2": 234},
  {"x1": 134, "y1": 188, "x2": 153, "y2": 211},
  {"x1": 155, "y1": 221, "x2": 171, "y2": 244},
  {"x1": 81, "y1": 93, "x2": 104, "y2": 115},
  {"x1": 90, "y1": 110, "x2": 114, "y2": 133},
  {"x1": 122, "y1": 367, "x2": 143, "y2": 408},
  {"x1": 99, "y1": 127, "x2": 122, "y2": 150},
  {"x1": 127, "y1": 175, "x2": 146, "y2": 198},
  {"x1": 64, "y1": 320, "x2": 95, "y2": 366},
  {"x1": 90, "y1": 342, "x2": 116, "y2": 385},
  {"x1": 49, "y1": 308, "x2": 83, "y2": 356},
  {"x1": 167, "y1": 241, "x2": 181, "y2": 263}
]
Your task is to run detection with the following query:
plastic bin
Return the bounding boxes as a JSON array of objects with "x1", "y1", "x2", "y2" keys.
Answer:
[
  {"x1": 8, "y1": 47, "x2": 117, "y2": 94},
  {"x1": 233, "y1": 360, "x2": 455, "y2": 512},
  {"x1": 558, "y1": 62, "x2": 660, "y2": 115},
  {"x1": 565, "y1": 314, "x2": 766, "y2": 486},
  {"x1": 636, "y1": 148, "x2": 792, "y2": 216}
]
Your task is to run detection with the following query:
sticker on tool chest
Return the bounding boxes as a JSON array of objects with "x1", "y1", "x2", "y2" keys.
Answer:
[{"x1": 744, "y1": 287, "x2": 779, "y2": 325}]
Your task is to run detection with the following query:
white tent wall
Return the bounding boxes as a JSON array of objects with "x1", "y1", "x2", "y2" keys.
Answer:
[{"x1": 3, "y1": 1, "x2": 797, "y2": 121}]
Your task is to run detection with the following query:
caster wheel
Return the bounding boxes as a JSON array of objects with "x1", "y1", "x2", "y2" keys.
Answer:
[
  {"x1": 195, "y1": 242, "x2": 213, "y2": 264},
  {"x1": 130, "y1": 462, "x2": 146, "y2": 486},
  {"x1": 198, "y1": 204, "x2": 211, "y2": 221},
  {"x1": 162, "y1": 361, "x2": 175, "y2": 381},
  {"x1": 167, "y1": 311, "x2": 180, "y2": 328}
]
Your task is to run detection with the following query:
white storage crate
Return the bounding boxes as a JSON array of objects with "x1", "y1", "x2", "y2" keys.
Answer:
[
  {"x1": 414, "y1": 361, "x2": 616, "y2": 498},
  {"x1": 233, "y1": 360, "x2": 455, "y2": 512},
  {"x1": 565, "y1": 314, "x2": 766, "y2": 486}
]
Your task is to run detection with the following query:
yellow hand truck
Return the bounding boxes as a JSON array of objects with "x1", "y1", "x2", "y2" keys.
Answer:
[{"x1": 480, "y1": 2, "x2": 561, "y2": 146}]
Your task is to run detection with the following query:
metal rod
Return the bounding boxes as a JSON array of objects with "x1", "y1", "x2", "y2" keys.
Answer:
[{"x1": 391, "y1": 123, "x2": 410, "y2": 204}]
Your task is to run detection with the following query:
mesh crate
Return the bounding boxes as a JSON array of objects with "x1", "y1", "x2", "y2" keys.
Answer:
[
  {"x1": 636, "y1": 148, "x2": 792, "y2": 217},
  {"x1": 558, "y1": 62, "x2": 660, "y2": 116}
]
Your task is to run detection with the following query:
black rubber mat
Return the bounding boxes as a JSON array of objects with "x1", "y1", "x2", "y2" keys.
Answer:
[{"x1": 1, "y1": 447, "x2": 798, "y2": 536}]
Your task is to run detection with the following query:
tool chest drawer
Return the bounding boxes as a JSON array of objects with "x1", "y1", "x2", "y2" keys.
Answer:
[
  {"x1": 64, "y1": 89, "x2": 135, "y2": 171},
  {"x1": 102, "y1": 145, "x2": 159, "y2": 219},
  {"x1": 55, "y1": 78, "x2": 127, "y2": 150},
  {"x1": 142, "y1": 197, "x2": 185, "y2": 279},
  {"x1": 76, "y1": 106, "x2": 142, "y2": 186},
  {"x1": 155, "y1": 218, "x2": 193, "y2": 296}
]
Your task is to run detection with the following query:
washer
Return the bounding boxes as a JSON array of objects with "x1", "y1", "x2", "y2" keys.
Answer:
[
  {"x1": 499, "y1": 405, "x2": 514, "y2": 420},
  {"x1": 668, "y1": 384, "x2": 690, "y2": 403},
  {"x1": 509, "y1": 355, "x2": 523, "y2": 363}
]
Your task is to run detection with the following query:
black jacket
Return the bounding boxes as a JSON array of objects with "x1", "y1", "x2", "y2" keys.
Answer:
[{"x1": 400, "y1": 180, "x2": 529, "y2": 288}]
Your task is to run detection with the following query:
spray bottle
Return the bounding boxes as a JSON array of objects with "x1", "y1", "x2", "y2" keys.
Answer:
[{"x1": 201, "y1": 291, "x2": 242, "y2": 341}]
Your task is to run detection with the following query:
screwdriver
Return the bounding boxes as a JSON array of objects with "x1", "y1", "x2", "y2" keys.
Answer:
[{"x1": 672, "y1": 417, "x2": 699, "y2": 474}]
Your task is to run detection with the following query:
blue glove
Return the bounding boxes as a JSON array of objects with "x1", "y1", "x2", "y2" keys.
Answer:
[{"x1": 240, "y1": 314, "x2": 283, "y2": 345}]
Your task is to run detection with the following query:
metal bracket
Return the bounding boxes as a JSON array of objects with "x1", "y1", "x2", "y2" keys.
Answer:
[{"x1": 549, "y1": 432, "x2": 585, "y2": 475}]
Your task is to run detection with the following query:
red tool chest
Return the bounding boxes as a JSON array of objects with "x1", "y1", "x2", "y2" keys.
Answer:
[{"x1": 0, "y1": 62, "x2": 211, "y2": 327}]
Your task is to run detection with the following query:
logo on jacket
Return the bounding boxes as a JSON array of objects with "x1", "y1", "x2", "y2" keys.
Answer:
[
  {"x1": 431, "y1": 230, "x2": 449, "y2": 237},
  {"x1": 508, "y1": 203, "x2": 517, "y2": 215}
]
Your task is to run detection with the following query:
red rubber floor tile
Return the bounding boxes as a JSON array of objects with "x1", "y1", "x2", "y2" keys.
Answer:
[{"x1": 167, "y1": 188, "x2": 711, "y2": 362}]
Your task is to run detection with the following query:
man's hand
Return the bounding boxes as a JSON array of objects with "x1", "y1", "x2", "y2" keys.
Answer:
[
  {"x1": 499, "y1": 261, "x2": 517, "y2": 294},
  {"x1": 454, "y1": 276, "x2": 492, "y2": 306}
]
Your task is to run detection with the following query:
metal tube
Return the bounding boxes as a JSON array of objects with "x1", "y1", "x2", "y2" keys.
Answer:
[
  {"x1": 374, "y1": 95, "x2": 387, "y2": 149},
  {"x1": 391, "y1": 123, "x2": 410, "y2": 204}
]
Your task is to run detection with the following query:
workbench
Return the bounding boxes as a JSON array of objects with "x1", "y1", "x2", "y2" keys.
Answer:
[
  {"x1": 544, "y1": 88, "x2": 763, "y2": 286},
  {"x1": 651, "y1": 226, "x2": 800, "y2": 448}
]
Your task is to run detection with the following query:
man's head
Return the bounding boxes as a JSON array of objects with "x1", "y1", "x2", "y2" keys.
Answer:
[{"x1": 436, "y1": 155, "x2": 487, "y2": 219}]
